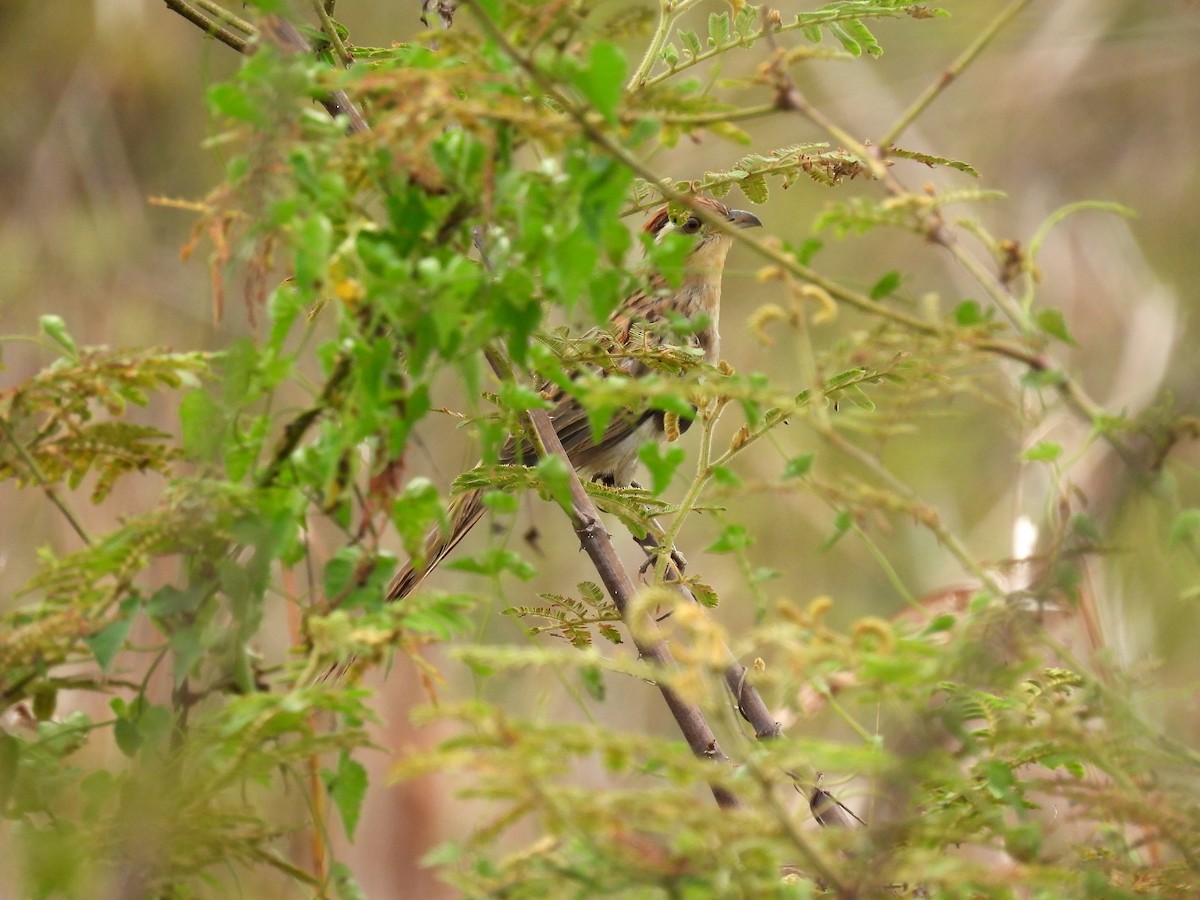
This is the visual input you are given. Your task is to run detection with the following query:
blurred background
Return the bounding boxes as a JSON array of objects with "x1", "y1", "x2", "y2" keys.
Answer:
[{"x1": 2, "y1": 1, "x2": 1199, "y2": 896}]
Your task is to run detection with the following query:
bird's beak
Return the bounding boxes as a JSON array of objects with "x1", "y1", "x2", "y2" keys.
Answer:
[{"x1": 727, "y1": 209, "x2": 763, "y2": 229}]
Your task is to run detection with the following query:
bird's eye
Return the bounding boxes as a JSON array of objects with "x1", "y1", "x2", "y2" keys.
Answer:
[{"x1": 680, "y1": 216, "x2": 702, "y2": 234}]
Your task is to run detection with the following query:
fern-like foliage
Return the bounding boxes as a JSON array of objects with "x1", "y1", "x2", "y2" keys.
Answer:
[
  {"x1": 506, "y1": 580, "x2": 621, "y2": 648},
  {"x1": 0, "y1": 332, "x2": 207, "y2": 502}
]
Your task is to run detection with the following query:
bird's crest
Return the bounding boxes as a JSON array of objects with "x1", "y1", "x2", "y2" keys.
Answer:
[{"x1": 643, "y1": 197, "x2": 732, "y2": 238}]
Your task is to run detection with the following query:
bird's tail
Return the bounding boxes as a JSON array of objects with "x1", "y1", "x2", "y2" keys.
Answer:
[{"x1": 387, "y1": 488, "x2": 486, "y2": 601}]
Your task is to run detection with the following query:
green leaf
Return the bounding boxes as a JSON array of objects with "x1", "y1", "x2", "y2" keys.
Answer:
[
  {"x1": 422, "y1": 842, "x2": 464, "y2": 867},
  {"x1": 710, "y1": 465, "x2": 741, "y2": 487},
  {"x1": 707, "y1": 12, "x2": 730, "y2": 47},
  {"x1": 841, "y1": 19, "x2": 882, "y2": 57},
  {"x1": 1019, "y1": 367, "x2": 1065, "y2": 389},
  {"x1": 324, "y1": 547, "x2": 361, "y2": 598},
  {"x1": 392, "y1": 478, "x2": 444, "y2": 560},
  {"x1": 40, "y1": 315, "x2": 77, "y2": 356},
  {"x1": 573, "y1": 42, "x2": 627, "y2": 123},
  {"x1": 869, "y1": 271, "x2": 901, "y2": 300},
  {"x1": 327, "y1": 752, "x2": 369, "y2": 841},
  {"x1": 294, "y1": 213, "x2": 332, "y2": 294},
  {"x1": 114, "y1": 716, "x2": 142, "y2": 757},
  {"x1": 170, "y1": 624, "x2": 205, "y2": 687},
  {"x1": 206, "y1": 83, "x2": 263, "y2": 124},
  {"x1": 536, "y1": 454, "x2": 573, "y2": 510},
  {"x1": 889, "y1": 146, "x2": 979, "y2": 178},
  {"x1": 638, "y1": 442, "x2": 685, "y2": 495},
  {"x1": 796, "y1": 237, "x2": 824, "y2": 265},
  {"x1": 1035, "y1": 308, "x2": 1075, "y2": 345},
  {"x1": 679, "y1": 29, "x2": 702, "y2": 59},
  {"x1": 1021, "y1": 441, "x2": 1062, "y2": 463},
  {"x1": 579, "y1": 665, "x2": 606, "y2": 701},
  {"x1": 741, "y1": 173, "x2": 768, "y2": 204},
  {"x1": 84, "y1": 597, "x2": 140, "y2": 672},
  {"x1": 820, "y1": 510, "x2": 853, "y2": 551},
  {"x1": 1071, "y1": 513, "x2": 1102, "y2": 544},
  {"x1": 32, "y1": 688, "x2": 56, "y2": 721},
  {"x1": 1169, "y1": 509, "x2": 1200, "y2": 547},
  {"x1": 706, "y1": 523, "x2": 752, "y2": 554},
  {"x1": 783, "y1": 453, "x2": 814, "y2": 479},
  {"x1": 954, "y1": 300, "x2": 987, "y2": 326},
  {"x1": 842, "y1": 385, "x2": 875, "y2": 411},
  {"x1": 921, "y1": 613, "x2": 958, "y2": 636},
  {"x1": 980, "y1": 759, "x2": 1019, "y2": 802},
  {"x1": 827, "y1": 22, "x2": 861, "y2": 57},
  {"x1": 686, "y1": 577, "x2": 720, "y2": 608},
  {"x1": 734, "y1": 4, "x2": 758, "y2": 39}
]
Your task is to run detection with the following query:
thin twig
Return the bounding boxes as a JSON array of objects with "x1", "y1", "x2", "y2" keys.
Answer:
[
  {"x1": 193, "y1": 0, "x2": 255, "y2": 36},
  {"x1": 162, "y1": 0, "x2": 249, "y2": 53},
  {"x1": 626, "y1": 0, "x2": 675, "y2": 90},
  {"x1": 0, "y1": 416, "x2": 93, "y2": 547},
  {"x1": 635, "y1": 6, "x2": 912, "y2": 92},
  {"x1": 621, "y1": 101, "x2": 778, "y2": 127},
  {"x1": 880, "y1": 0, "x2": 1036, "y2": 148}
]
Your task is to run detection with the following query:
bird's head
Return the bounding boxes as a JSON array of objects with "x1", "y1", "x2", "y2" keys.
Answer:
[{"x1": 643, "y1": 197, "x2": 762, "y2": 279}]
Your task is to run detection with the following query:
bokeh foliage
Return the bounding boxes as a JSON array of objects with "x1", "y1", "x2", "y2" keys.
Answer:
[{"x1": 2, "y1": 1, "x2": 1200, "y2": 897}]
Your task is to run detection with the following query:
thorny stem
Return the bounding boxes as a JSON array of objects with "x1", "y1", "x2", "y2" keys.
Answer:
[
  {"x1": 480, "y1": 349, "x2": 743, "y2": 810},
  {"x1": 880, "y1": 0, "x2": 1036, "y2": 148}
]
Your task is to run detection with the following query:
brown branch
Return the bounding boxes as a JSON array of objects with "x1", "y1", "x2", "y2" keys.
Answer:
[
  {"x1": 635, "y1": 528, "x2": 782, "y2": 741},
  {"x1": 162, "y1": 0, "x2": 249, "y2": 53},
  {"x1": 481, "y1": 347, "x2": 742, "y2": 810},
  {"x1": 257, "y1": 16, "x2": 369, "y2": 134}
]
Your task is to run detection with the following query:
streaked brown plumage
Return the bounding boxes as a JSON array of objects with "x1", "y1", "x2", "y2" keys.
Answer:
[{"x1": 388, "y1": 199, "x2": 762, "y2": 600}]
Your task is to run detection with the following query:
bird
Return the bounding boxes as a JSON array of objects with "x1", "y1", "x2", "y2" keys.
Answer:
[{"x1": 387, "y1": 198, "x2": 762, "y2": 601}]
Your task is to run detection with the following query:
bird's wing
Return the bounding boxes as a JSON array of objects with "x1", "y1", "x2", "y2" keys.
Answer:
[{"x1": 502, "y1": 297, "x2": 675, "y2": 472}]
